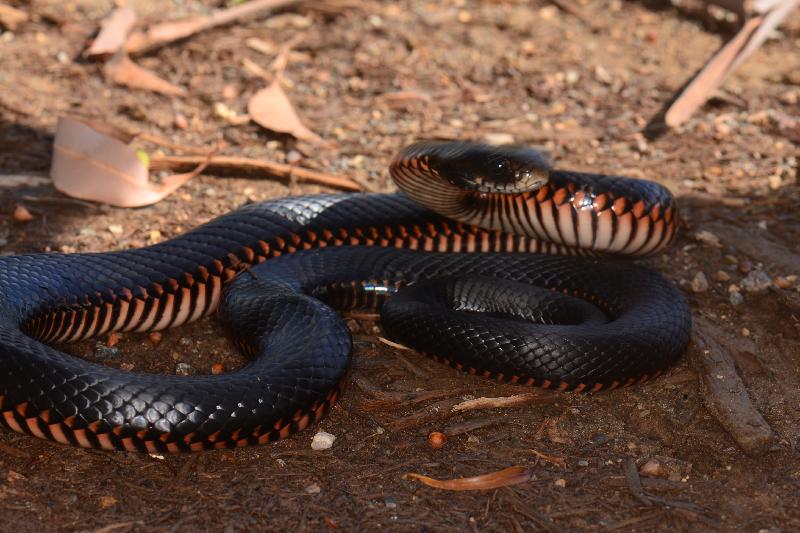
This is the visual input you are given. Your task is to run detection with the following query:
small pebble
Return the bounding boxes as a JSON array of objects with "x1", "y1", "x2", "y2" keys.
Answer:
[
  {"x1": 94, "y1": 344, "x2": 119, "y2": 360},
  {"x1": 738, "y1": 259, "x2": 753, "y2": 274},
  {"x1": 774, "y1": 276, "x2": 796, "y2": 289},
  {"x1": 304, "y1": 483, "x2": 321, "y2": 494},
  {"x1": 13, "y1": 205, "x2": 33, "y2": 222},
  {"x1": 740, "y1": 270, "x2": 772, "y2": 292},
  {"x1": 690, "y1": 272, "x2": 709, "y2": 293},
  {"x1": 741, "y1": 328, "x2": 750, "y2": 337},
  {"x1": 384, "y1": 497, "x2": 398, "y2": 509},
  {"x1": 714, "y1": 270, "x2": 730, "y2": 282},
  {"x1": 694, "y1": 230, "x2": 721, "y2": 247},
  {"x1": 311, "y1": 431, "x2": 336, "y2": 450},
  {"x1": 428, "y1": 431, "x2": 447, "y2": 449},
  {"x1": 729, "y1": 291, "x2": 744, "y2": 306},
  {"x1": 148, "y1": 332, "x2": 163, "y2": 345},
  {"x1": 211, "y1": 363, "x2": 225, "y2": 375},
  {"x1": 286, "y1": 150, "x2": 302, "y2": 165},
  {"x1": 174, "y1": 113, "x2": 189, "y2": 130},
  {"x1": 175, "y1": 362, "x2": 194, "y2": 376},
  {"x1": 577, "y1": 459, "x2": 589, "y2": 467},
  {"x1": 554, "y1": 478, "x2": 566, "y2": 488},
  {"x1": 108, "y1": 224, "x2": 123, "y2": 236},
  {"x1": 639, "y1": 459, "x2": 665, "y2": 478},
  {"x1": 120, "y1": 362, "x2": 134, "y2": 371}
]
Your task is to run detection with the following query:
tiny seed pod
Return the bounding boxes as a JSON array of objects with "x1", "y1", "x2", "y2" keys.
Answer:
[{"x1": 428, "y1": 431, "x2": 447, "y2": 449}]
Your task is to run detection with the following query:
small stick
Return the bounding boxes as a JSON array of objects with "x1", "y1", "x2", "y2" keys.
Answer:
[
  {"x1": 443, "y1": 417, "x2": 499, "y2": 437},
  {"x1": 624, "y1": 457, "x2": 653, "y2": 507},
  {"x1": 388, "y1": 397, "x2": 462, "y2": 432},
  {"x1": 452, "y1": 392, "x2": 557, "y2": 412},
  {"x1": 691, "y1": 318, "x2": 775, "y2": 455},
  {"x1": 149, "y1": 154, "x2": 363, "y2": 192}
]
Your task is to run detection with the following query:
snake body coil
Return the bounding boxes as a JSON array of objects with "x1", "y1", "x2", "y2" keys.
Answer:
[{"x1": 0, "y1": 142, "x2": 690, "y2": 452}]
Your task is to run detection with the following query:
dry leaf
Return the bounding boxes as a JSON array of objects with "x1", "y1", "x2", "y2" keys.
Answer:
[
  {"x1": 404, "y1": 466, "x2": 532, "y2": 491},
  {"x1": 85, "y1": 7, "x2": 137, "y2": 58},
  {"x1": 50, "y1": 117, "x2": 207, "y2": 207},
  {"x1": 104, "y1": 53, "x2": 187, "y2": 97},
  {"x1": 0, "y1": 4, "x2": 28, "y2": 31},
  {"x1": 247, "y1": 81, "x2": 324, "y2": 144},
  {"x1": 125, "y1": 0, "x2": 300, "y2": 54}
]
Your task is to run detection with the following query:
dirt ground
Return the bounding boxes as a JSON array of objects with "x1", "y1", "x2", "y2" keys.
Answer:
[{"x1": 0, "y1": 0, "x2": 799, "y2": 531}]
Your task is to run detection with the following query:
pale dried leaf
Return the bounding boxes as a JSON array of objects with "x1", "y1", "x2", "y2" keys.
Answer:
[
  {"x1": 85, "y1": 7, "x2": 137, "y2": 58},
  {"x1": 50, "y1": 117, "x2": 204, "y2": 207},
  {"x1": 124, "y1": 0, "x2": 300, "y2": 54},
  {"x1": 0, "y1": 4, "x2": 28, "y2": 31},
  {"x1": 404, "y1": 466, "x2": 532, "y2": 491},
  {"x1": 247, "y1": 81, "x2": 323, "y2": 143},
  {"x1": 104, "y1": 54, "x2": 187, "y2": 97}
]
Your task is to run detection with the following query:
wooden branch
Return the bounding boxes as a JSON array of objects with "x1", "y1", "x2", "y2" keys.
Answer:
[
  {"x1": 691, "y1": 317, "x2": 775, "y2": 455},
  {"x1": 149, "y1": 154, "x2": 363, "y2": 192}
]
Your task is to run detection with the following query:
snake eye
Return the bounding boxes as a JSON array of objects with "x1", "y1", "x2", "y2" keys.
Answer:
[{"x1": 490, "y1": 158, "x2": 513, "y2": 181}]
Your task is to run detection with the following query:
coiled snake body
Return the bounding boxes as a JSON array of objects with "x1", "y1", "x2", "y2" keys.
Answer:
[{"x1": 0, "y1": 142, "x2": 690, "y2": 452}]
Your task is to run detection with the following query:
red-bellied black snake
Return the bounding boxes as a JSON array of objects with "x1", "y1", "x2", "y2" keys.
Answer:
[{"x1": 0, "y1": 141, "x2": 690, "y2": 452}]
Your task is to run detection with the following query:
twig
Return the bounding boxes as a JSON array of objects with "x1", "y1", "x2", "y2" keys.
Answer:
[
  {"x1": 359, "y1": 389, "x2": 458, "y2": 412},
  {"x1": 443, "y1": 417, "x2": 500, "y2": 437},
  {"x1": 392, "y1": 352, "x2": 431, "y2": 379},
  {"x1": 624, "y1": 458, "x2": 653, "y2": 507},
  {"x1": 691, "y1": 317, "x2": 775, "y2": 455},
  {"x1": 125, "y1": 0, "x2": 304, "y2": 54},
  {"x1": 452, "y1": 392, "x2": 557, "y2": 413},
  {"x1": 530, "y1": 448, "x2": 567, "y2": 469},
  {"x1": 149, "y1": 154, "x2": 363, "y2": 192},
  {"x1": 502, "y1": 487, "x2": 568, "y2": 533},
  {"x1": 0, "y1": 441, "x2": 30, "y2": 459},
  {"x1": 388, "y1": 397, "x2": 462, "y2": 432}
]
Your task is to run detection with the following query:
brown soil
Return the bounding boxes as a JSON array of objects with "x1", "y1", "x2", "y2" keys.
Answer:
[{"x1": 1, "y1": 1, "x2": 799, "y2": 531}]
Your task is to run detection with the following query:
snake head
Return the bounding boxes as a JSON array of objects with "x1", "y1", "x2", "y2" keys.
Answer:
[{"x1": 399, "y1": 141, "x2": 551, "y2": 193}]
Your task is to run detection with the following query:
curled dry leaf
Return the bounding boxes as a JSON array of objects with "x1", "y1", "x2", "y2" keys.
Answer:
[
  {"x1": 124, "y1": 0, "x2": 300, "y2": 54},
  {"x1": 247, "y1": 81, "x2": 324, "y2": 144},
  {"x1": 405, "y1": 466, "x2": 532, "y2": 491},
  {"x1": 50, "y1": 117, "x2": 207, "y2": 207},
  {"x1": 105, "y1": 54, "x2": 187, "y2": 97},
  {"x1": 85, "y1": 7, "x2": 138, "y2": 58}
]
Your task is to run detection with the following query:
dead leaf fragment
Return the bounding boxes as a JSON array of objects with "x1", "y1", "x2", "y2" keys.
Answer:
[
  {"x1": 247, "y1": 81, "x2": 323, "y2": 144},
  {"x1": 50, "y1": 117, "x2": 207, "y2": 207},
  {"x1": 85, "y1": 7, "x2": 137, "y2": 58},
  {"x1": 0, "y1": 4, "x2": 28, "y2": 31},
  {"x1": 13, "y1": 205, "x2": 33, "y2": 222},
  {"x1": 105, "y1": 54, "x2": 187, "y2": 97},
  {"x1": 405, "y1": 466, "x2": 532, "y2": 491}
]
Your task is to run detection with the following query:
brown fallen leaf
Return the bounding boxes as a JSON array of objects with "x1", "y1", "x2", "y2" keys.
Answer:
[
  {"x1": 404, "y1": 466, "x2": 532, "y2": 491},
  {"x1": 247, "y1": 81, "x2": 324, "y2": 144},
  {"x1": 125, "y1": 0, "x2": 301, "y2": 54},
  {"x1": 85, "y1": 7, "x2": 137, "y2": 58},
  {"x1": 104, "y1": 53, "x2": 187, "y2": 97},
  {"x1": 0, "y1": 4, "x2": 28, "y2": 31},
  {"x1": 50, "y1": 117, "x2": 208, "y2": 207}
]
